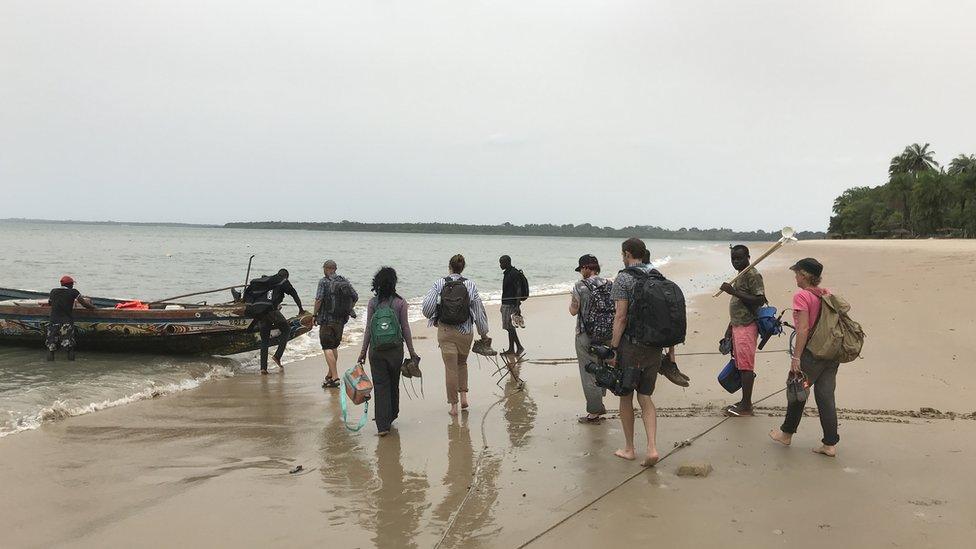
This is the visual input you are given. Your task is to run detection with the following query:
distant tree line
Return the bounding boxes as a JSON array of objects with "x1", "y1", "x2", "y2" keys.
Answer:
[
  {"x1": 224, "y1": 220, "x2": 825, "y2": 241},
  {"x1": 829, "y1": 144, "x2": 976, "y2": 238}
]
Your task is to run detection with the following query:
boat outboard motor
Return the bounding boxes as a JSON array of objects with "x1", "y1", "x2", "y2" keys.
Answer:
[{"x1": 584, "y1": 344, "x2": 642, "y2": 396}]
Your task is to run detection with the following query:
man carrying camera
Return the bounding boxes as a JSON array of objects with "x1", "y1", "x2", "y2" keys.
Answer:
[{"x1": 608, "y1": 237, "x2": 681, "y2": 467}]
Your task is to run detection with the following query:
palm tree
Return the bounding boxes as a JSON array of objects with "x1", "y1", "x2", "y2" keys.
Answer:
[
  {"x1": 947, "y1": 154, "x2": 976, "y2": 176},
  {"x1": 889, "y1": 143, "x2": 940, "y2": 176}
]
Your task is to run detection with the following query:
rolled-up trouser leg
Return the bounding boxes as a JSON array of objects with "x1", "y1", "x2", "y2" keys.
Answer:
[
  {"x1": 575, "y1": 332, "x2": 607, "y2": 415},
  {"x1": 439, "y1": 326, "x2": 473, "y2": 404},
  {"x1": 812, "y1": 359, "x2": 840, "y2": 445}
]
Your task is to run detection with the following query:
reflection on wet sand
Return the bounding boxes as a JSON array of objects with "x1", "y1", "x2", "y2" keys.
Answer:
[
  {"x1": 318, "y1": 397, "x2": 373, "y2": 527},
  {"x1": 369, "y1": 434, "x2": 430, "y2": 549},
  {"x1": 432, "y1": 413, "x2": 505, "y2": 547},
  {"x1": 503, "y1": 379, "x2": 536, "y2": 448},
  {"x1": 432, "y1": 415, "x2": 473, "y2": 529}
]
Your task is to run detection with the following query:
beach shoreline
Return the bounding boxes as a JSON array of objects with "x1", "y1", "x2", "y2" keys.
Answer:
[{"x1": 1, "y1": 239, "x2": 974, "y2": 548}]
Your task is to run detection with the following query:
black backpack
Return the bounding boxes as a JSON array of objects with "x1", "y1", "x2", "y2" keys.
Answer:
[
  {"x1": 438, "y1": 277, "x2": 471, "y2": 325},
  {"x1": 243, "y1": 275, "x2": 280, "y2": 318},
  {"x1": 517, "y1": 269, "x2": 530, "y2": 302},
  {"x1": 622, "y1": 267, "x2": 686, "y2": 347},
  {"x1": 320, "y1": 277, "x2": 354, "y2": 322}
]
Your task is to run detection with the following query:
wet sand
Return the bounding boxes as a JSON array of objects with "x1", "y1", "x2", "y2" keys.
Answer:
[{"x1": 1, "y1": 240, "x2": 975, "y2": 548}]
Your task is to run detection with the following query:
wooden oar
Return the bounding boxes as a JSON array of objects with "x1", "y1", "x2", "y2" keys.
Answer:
[
  {"x1": 713, "y1": 227, "x2": 797, "y2": 297},
  {"x1": 150, "y1": 285, "x2": 245, "y2": 305}
]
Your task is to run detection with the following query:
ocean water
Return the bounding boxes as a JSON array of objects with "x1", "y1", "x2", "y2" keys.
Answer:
[{"x1": 0, "y1": 221, "x2": 728, "y2": 437}]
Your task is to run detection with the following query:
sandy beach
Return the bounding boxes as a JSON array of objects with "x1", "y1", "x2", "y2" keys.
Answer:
[{"x1": 2, "y1": 240, "x2": 975, "y2": 548}]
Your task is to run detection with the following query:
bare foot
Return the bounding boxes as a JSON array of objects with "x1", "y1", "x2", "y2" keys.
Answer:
[
  {"x1": 812, "y1": 445, "x2": 836, "y2": 457},
  {"x1": 271, "y1": 356, "x2": 282, "y2": 369},
  {"x1": 641, "y1": 450, "x2": 660, "y2": 467},
  {"x1": 460, "y1": 395, "x2": 469, "y2": 410},
  {"x1": 260, "y1": 369, "x2": 269, "y2": 376},
  {"x1": 768, "y1": 429, "x2": 792, "y2": 446},
  {"x1": 449, "y1": 404, "x2": 459, "y2": 416},
  {"x1": 377, "y1": 431, "x2": 390, "y2": 437},
  {"x1": 614, "y1": 448, "x2": 636, "y2": 461}
]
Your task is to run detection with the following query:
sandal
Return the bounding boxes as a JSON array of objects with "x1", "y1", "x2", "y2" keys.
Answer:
[
  {"x1": 321, "y1": 377, "x2": 340, "y2": 389},
  {"x1": 724, "y1": 403, "x2": 754, "y2": 417}
]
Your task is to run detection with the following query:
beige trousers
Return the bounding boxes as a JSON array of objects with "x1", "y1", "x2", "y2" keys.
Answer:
[{"x1": 438, "y1": 325, "x2": 474, "y2": 404}]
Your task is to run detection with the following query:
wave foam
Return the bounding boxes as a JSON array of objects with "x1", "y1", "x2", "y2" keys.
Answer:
[{"x1": 0, "y1": 363, "x2": 236, "y2": 438}]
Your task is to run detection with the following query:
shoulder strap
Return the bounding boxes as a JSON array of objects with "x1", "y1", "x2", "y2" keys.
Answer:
[{"x1": 623, "y1": 266, "x2": 650, "y2": 278}]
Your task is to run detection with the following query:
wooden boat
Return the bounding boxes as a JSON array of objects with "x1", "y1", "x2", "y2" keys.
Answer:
[{"x1": 0, "y1": 288, "x2": 313, "y2": 355}]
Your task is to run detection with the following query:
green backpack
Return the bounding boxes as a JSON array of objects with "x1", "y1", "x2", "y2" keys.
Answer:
[{"x1": 371, "y1": 301, "x2": 403, "y2": 351}]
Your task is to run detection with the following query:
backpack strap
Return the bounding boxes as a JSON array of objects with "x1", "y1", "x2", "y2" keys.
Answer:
[{"x1": 622, "y1": 266, "x2": 650, "y2": 278}]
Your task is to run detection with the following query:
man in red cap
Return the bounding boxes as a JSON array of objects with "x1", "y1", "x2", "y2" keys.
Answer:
[{"x1": 47, "y1": 275, "x2": 95, "y2": 361}]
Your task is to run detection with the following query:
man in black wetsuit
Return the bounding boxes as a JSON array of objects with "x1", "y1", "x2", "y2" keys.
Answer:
[
  {"x1": 47, "y1": 275, "x2": 95, "y2": 361},
  {"x1": 256, "y1": 269, "x2": 305, "y2": 374}
]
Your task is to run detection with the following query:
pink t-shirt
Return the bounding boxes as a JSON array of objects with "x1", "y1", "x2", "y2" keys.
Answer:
[{"x1": 792, "y1": 287, "x2": 829, "y2": 329}]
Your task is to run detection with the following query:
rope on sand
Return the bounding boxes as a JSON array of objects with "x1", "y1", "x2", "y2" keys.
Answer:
[
  {"x1": 525, "y1": 347, "x2": 791, "y2": 365},
  {"x1": 514, "y1": 386, "x2": 787, "y2": 549}
]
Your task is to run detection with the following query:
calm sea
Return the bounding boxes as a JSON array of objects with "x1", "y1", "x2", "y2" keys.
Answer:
[{"x1": 0, "y1": 221, "x2": 727, "y2": 437}]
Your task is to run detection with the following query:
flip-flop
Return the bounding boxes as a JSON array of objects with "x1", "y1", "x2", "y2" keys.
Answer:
[{"x1": 725, "y1": 405, "x2": 754, "y2": 417}]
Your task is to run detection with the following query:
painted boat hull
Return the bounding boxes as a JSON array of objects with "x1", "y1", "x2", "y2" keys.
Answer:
[{"x1": 0, "y1": 289, "x2": 313, "y2": 355}]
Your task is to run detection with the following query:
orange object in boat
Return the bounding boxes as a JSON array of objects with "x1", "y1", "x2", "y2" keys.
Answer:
[{"x1": 115, "y1": 300, "x2": 149, "y2": 310}]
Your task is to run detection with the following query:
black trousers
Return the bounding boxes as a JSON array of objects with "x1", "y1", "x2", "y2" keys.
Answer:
[
  {"x1": 369, "y1": 346, "x2": 405, "y2": 432},
  {"x1": 258, "y1": 310, "x2": 290, "y2": 370},
  {"x1": 781, "y1": 350, "x2": 841, "y2": 445}
]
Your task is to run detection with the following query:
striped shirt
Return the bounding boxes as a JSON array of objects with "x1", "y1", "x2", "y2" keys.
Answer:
[{"x1": 421, "y1": 274, "x2": 490, "y2": 336}]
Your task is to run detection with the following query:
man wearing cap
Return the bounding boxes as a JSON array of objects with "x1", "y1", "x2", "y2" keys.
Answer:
[
  {"x1": 314, "y1": 260, "x2": 358, "y2": 388},
  {"x1": 569, "y1": 254, "x2": 611, "y2": 423},
  {"x1": 46, "y1": 275, "x2": 95, "y2": 361}
]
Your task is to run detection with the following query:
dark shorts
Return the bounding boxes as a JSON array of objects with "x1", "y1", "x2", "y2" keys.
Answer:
[
  {"x1": 618, "y1": 339, "x2": 662, "y2": 396},
  {"x1": 46, "y1": 322, "x2": 76, "y2": 351},
  {"x1": 319, "y1": 322, "x2": 344, "y2": 350},
  {"x1": 500, "y1": 304, "x2": 520, "y2": 331}
]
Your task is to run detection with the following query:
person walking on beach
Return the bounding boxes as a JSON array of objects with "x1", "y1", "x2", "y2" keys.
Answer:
[
  {"x1": 314, "y1": 260, "x2": 359, "y2": 388},
  {"x1": 499, "y1": 255, "x2": 528, "y2": 356},
  {"x1": 357, "y1": 267, "x2": 420, "y2": 436},
  {"x1": 719, "y1": 245, "x2": 766, "y2": 416},
  {"x1": 46, "y1": 275, "x2": 95, "y2": 361},
  {"x1": 608, "y1": 238, "x2": 682, "y2": 467},
  {"x1": 769, "y1": 258, "x2": 841, "y2": 457},
  {"x1": 248, "y1": 269, "x2": 305, "y2": 374},
  {"x1": 421, "y1": 254, "x2": 491, "y2": 416},
  {"x1": 569, "y1": 254, "x2": 611, "y2": 423}
]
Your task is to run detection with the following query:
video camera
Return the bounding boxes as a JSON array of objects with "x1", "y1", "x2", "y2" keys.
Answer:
[{"x1": 584, "y1": 344, "x2": 641, "y2": 397}]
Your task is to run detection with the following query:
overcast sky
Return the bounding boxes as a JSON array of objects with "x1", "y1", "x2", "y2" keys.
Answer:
[{"x1": 2, "y1": 1, "x2": 973, "y2": 230}]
